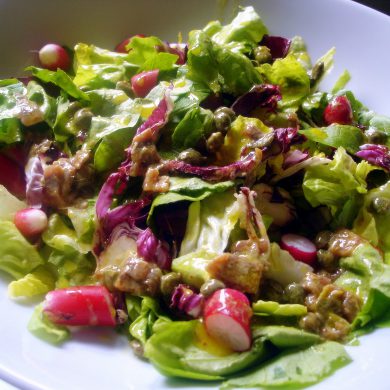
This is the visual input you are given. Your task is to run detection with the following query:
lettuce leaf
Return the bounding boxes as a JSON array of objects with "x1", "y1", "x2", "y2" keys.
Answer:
[
  {"x1": 302, "y1": 147, "x2": 377, "y2": 228},
  {"x1": 28, "y1": 303, "x2": 70, "y2": 345},
  {"x1": 222, "y1": 341, "x2": 350, "y2": 389},
  {"x1": 253, "y1": 300, "x2": 307, "y2": 317},
  {"x1": 0, "y1": 221, "x2": 43, "y2": 279},
  {"x1": 336, "y1": 242, "x2": 390, "y2": 328},
  {"x1": 0, "y1": 185, "x2": 26, "y2": 221}
]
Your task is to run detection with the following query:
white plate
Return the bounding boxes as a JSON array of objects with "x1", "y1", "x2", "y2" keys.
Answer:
[{"x1": 0, "y1": 0, "x2": 390, "y2": 389}]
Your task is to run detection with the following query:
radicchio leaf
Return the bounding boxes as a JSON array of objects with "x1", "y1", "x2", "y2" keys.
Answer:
[
  {"x1": 25, "y1": 156, "x2": 44, "y2": 208},
  {"x1": 273, "y1": 127, "x2": 299, "y2": 153},
  {"x1": 137, "y1": 227, "x2": 172, "y2": 269},
  {"x1": 231, "y1": 84, "x2": 281, "y2": 116},
  {"x1": 283, "y1": 149, "x2": 309, "y2": 169},
  {"x1": 356, "y1": 144, "x2": 390, "y2": 171},
  {"x1": 162, "y1": 149, "x2": 262, "y2": 182},
  {"x1": 260, "y1": 35, "x2": 291, "y2": 60},
  {"x1": 170, "y1": 284, "x2": 204, "y2": 318}
]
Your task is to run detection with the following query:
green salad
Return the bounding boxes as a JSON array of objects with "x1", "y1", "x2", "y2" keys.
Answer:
[{"x1": 0, "y1": 6, "x2": 390, "y2": 389}]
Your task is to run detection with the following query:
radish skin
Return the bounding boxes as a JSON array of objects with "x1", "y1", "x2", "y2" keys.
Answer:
[
  {"x1": 43, "y1": 285, "x2": 117, "y2": 327},
  {"x1": 280, "y1": 233, "x2": 317, "y2": 265},
  {"x1": 323, "y1": 95, "x2": 353, "y2": 125},
  {"x1": 204, "y1": 288, "x2": 252, "y2": 352},
  {"x1": 38, "y1": 43, "x2": 71, "y2": 71},
  {"x1": 14, "y1": 208, "x2": 47, "y2": 238},
  {"x1": 131, "y1": 69, "x2": 159, "y2": 98},
  {"x1": 115, "y1": 34, "x2": 145, "y2": 53}
]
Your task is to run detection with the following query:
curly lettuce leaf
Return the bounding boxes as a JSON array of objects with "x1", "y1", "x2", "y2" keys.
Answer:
[
  {"x1": 302, "y1": 147, "x2": 377, "y2": 228},
  {"x1": 0, "y1": 221, "x2": 43, "y2": 279}
]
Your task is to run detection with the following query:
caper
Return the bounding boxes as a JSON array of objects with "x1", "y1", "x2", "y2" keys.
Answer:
[
  {"x1": 317, "y1": 249, "x2": 337, "y2": 270},
  {"x1": 253, "y1": 45, "x2": 272, "y2": 64},
  {"x1": 206, "y1": 131, "x2": 224, "y2": 153},
  {"x1": 160, "y1": 272, "x2": 181, "y2": 296},
  {"x1": 178, "y1": 148, "x2": 206, "y2": 165},
  {"x1": 116, "y1": 80, "x2": 133, "y2": 96},
  {"x1": 200, "y1": 279, "x2": 225, "y2": 297},
  {"x1": 73, "y1": 108, "x2": 93, "y2": 130},
  {"x1": 315, "y1": 230, "x2": 332, "y2": 249},
  {"x1": 365, "y1": 128, "x2": 388, "y2": 144},
  {"x1": 68, "y1": 101, "x2": 82, "y2": 114},
  {"x1": 284, "y1": 282, "x2": 305, "y2": 304},
  {"x1": 310, "y1": 61, "x2": 324, "y2": 87},
  {"x1": 371, "y1": 196, "x2": 390, "y2": 214},
  {"x1": 214, "y1": 107, "x2": 235, "y2": 134}
]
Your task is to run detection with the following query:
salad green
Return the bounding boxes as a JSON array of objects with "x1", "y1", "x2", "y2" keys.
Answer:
[{"x1": 0, "y1": 5, "x2": 390, "y2": 389}]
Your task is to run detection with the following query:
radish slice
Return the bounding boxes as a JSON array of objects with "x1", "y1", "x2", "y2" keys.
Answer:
[
  {"x1": 204, "y1": 288, "x2": 252, "y2": 352},
  {"x1": 43, "y1": 285, "x2": 117, "y2": 327},
  {"x1": 38, "y1": 43, "x2": 71, "y2": 71},
  {"x1": 280, "y1": 233, "x2": 317, "y2": 265},
  {"x1": 14, "y1": 208, "x2": 47, "y2": 238},
  {"x1": 131, "y1": 69, "x2": 159, "y2": 98},
  {"x1": 323, "y1": 95, "x2": 353, "y2": 125}
]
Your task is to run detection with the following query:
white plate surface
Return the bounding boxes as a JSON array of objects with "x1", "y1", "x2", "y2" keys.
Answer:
[{"x1": 0, "y1": 0, "x2": 390, "y2": 389}]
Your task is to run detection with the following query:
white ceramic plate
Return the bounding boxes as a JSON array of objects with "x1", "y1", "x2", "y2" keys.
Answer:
[{"x1": 0, "y1": 0, "x2": 390, "y2": 389}]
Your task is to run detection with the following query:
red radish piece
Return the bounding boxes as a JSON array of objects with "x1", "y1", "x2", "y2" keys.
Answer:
[
  {"x1": 38, "y1": 43, "x2": 71, "y2": 71},
  {"x1": 204, "y1": 288, "x2": 253, "y2": 352},
  {"x1": 14, "y1": 208, "x2": 48, "y2": 238},
  {"x1": 131, "y1": 69, "x2": 159, "y2": 98},
  {"x1": 43, "y1": 285, "x2": 117, "y2": 327},
  {"x1": 0, "y1": 154, "x2": 26, "y2": 199},
  {"x1": 115, "y1": 34, "x2": 145, "y2": 53},
  {"x1": 323, "y1": 95, "x2": 353, "y2": 125},
  {"x1": 280, "y1": 233, "x2": 317, "y2": 265}
]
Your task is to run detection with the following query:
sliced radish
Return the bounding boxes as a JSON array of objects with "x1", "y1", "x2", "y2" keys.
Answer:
[
  {"x1": 131, "y1": 69, "x2": 159, "y2": 98},
  {"x1": 204, "y1": 288, "x2": 252, "y2": 352},
  {"x1": 323, "y1": 95, "x2": 353, "y2": 125},
  {"x1": 38, "y1": 43, "x2": 71, "y2": 71},
  {"x1": 14, "y1": 208, "x2": 48, "y2": 238},
  {"x1": 280, "y1": 233, "x2": 317, "y2": 265},
  {"x1": 43, "y1": 285, "x2": 117, "y2": 327},
  {"x1": 115, "y1": 34, "x2": 145, "y2": 53}
]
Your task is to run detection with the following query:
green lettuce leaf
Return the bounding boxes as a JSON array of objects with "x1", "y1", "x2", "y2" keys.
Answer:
[
  {"x1": 222, "y1": 341, "x2": 351, "y2": 389},
  {"x1": 0, "y1": 221, "x2": 43, "y2": 279},
  {"x1": 28, "y1": 303, "x2": 70, "y2": 345},
  {"x1": 302, "y1": 147, "x2": 377, "y2": 228},
  {"x1": 253, "y1": 300, "x2": 307, "y2": 317},
  {"x1": 258, "y1": 53, "x2": 310, "y2": 108},
  {"x1": 0, "y1": 185, "x2": 26, "y2": 221},
  {"x1": 336, "y1": 242, "x2": 390, "y2": 328},
  {"x1": 27, "y1": 66, "x2": 89, "y2": 102},
  {"x1": 172, "y1": 106, "x2": 214, "y2": 149},
  {"x1": 299, "y1": 124, "x2": 364, "y2": 154},
  {"x1": 126, "y1": 296, "x2": 171, "y2": 346}
]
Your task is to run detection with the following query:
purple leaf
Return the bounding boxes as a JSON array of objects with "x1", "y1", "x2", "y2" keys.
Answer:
[
  {"x1": 283, "y1": 149, "x2": 309, "y2": 169},
  {"x1": 274, "y1": 127, "x2": 298, "y2": 153},
  {"x1": 162, "y1": 149, "x2": 261, "y2": 182},
  {"x1": 136, "y1": 228, "x2": 172, "y2": 270},
  {"x1": 260, "y1": 35, "x2": 291, "y2": 60},
  {"x1": 231, "y1": 84, "x2": 281, "y2": 116},
  {"x1": 356, "y1": 144, "x2": 390, "y2": 171},
  {"x1": 170, "y1": 284, "x2": 204, "y2": 318},
  {"x1": 25, "y1": 156, "x2": 44, "y2": 208}
]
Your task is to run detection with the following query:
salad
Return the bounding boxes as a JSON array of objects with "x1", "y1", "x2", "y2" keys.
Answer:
[{"x1": 0, "y1": 5, "x2": 389, "y2": 389}]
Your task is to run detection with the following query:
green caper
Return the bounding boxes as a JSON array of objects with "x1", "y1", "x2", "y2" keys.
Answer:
[
  {"x1": 178, "y1": 148, "x2": 206, "y2": 165},
  {"x1": 73, "y1": 108, "x2": 93, "y2": 130},
  {"x1": 160, "y1": 272, "x2": 181, "y2": 296},
  {"x1": 116, "y1": 80, "x2": 133, "y2": 96},
  {"x1": 206, "y1": 131, "x2": 224, "y2": 153},
  {"x1": 214, "y1": 107, "x2": 235, "y2": 134},
  {"x1": 200, "y1": 279, "x2": 225, "y2": 297},
  {"x1": 365, "y1": 128, "x2": 388, "y2": 144},
  {"x1": 310, "y1": 61, "x2": 324, "y2": 87},
  {"x1": 284, "y1": 282, "x2": 305, "y2": 304},
  {"x1": 253, "y1": 45, "x2": 272, "y2": 64},
  {"x1": 315, "y1": 230, "x2": 332, "y2": 249},
  {"x1": 317, "y1": 249, "x2": 337, "y2": 270},
  {"x1": 371, "y1": 196, "x2": 390, "y2": 214},
  {"x1": 68, "y1": 101, "x2": 82, "y2": 114}
]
